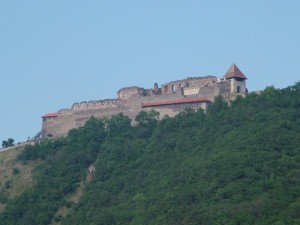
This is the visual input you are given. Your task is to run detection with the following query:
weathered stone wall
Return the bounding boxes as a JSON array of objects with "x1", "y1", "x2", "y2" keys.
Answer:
[
  {"x1": 71, "y1": 99, "x2": 124, "y2": 111},
  {"x1": 197, "y1": 81, "x2": 231, "y2": 101},
  {"x1": 42, "y1": 115, "x2": 76, "y2": 138},
  {"x1": 42, "y1": 74, "x2": 247, "y2": 138},
  {"x1": 142, "y1": 101, "x2": 209, "y2": 118},
  {"x1": 186, "y1": 76, "x2": 218, "y2": 88},
  {"x1": 230, "y1": 79, "x2": 246, "y2": 93},
  {"x1": 160, "y1": 76, "x2": 218, "y2": 94},
  {"x1": 117, "y1": 87, "x2": 149, "y2": 100}
]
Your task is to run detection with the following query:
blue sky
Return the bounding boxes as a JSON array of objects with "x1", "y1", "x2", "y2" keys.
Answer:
[{"x1": 0, "y1": 1, "x2": 299, "y2": 143}]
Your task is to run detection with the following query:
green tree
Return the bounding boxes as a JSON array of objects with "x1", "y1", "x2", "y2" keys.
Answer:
[
  {"x1": 134, "y1": 110, "x2": 160, "y2": 138},
  {"x1": 207, "y1": 95, "x2": 228, "y2": 114},
  {"x1": 2, "y1": 138, "x2": 14, "y2": 148},
  {"x1": 107, "y1": 113, "x2": 132, "y2": 136},
  {"x1": 135, "y1": 110, "x2": 160, "y2": 127},
  {"x1": 2, "y1": 83, "x2": 300, "y2": 225}
]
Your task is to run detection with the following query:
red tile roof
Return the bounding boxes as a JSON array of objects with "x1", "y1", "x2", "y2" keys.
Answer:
[
  {"x1": 42, "y1": 113, "x2": 58, "y2": 118},
  {"x1": 224, "y1": 64, "x2": 247, "y2": 80},
  {"x1": 142, "y1": 98, "x2": 210, "y2": 107}
]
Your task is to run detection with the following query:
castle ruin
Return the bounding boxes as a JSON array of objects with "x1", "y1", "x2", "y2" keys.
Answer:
[{"x1": 42, "y1": 64, "x2": 247, "y2": 138}]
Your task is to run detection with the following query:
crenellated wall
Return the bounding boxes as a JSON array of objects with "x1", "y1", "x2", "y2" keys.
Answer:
[
  {"x1": 71, "y1": 99, "x2": 124, "y2": 111},
  {"x1": 42, "y1": 70, "x2": 247, "y2": 138}
]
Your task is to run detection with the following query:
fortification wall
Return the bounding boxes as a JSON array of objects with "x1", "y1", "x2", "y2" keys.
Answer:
[
  {"x1": 57, "y1": 108, "x2": 73, "y2": 116},
  {"x1": 42, "y1": 114, "x2": 77, "y2": 138},
  {"x1": 42, "y1": 104, "x2": 131, "y2": 138},
  {"x1": 197, "y1": 81, "x2": 230, "y2": 101},
  {"x1": 142, "y1": 101, "x2": 209, "y2": 118},
  {"x1": 74, "y1": 105, "x2": 130, "y2": 128},
  {"x1": 160, "y1": 76, "x2": 218, "y2": 94},
  {"x1": 42, "y1": 86, "x2": 219, "y2": 138},
  {"x1": 71, "y1": 99, "x2": 125, "y2": 111},
  {"x1": 41, "y1": 71, "x2": 247, "y2": 138},
  {"x1": 42, "y1": 90, "x2": 198, "y2": 138},
  {"x1": 117, "y1": 87, "x2": 149, "y2": 100},
  {"x1": 186, "y1": 76, "x2": 218, "y2": 88}
]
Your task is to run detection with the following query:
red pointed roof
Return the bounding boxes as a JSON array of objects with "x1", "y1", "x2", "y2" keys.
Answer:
[
  {"x1": 42, "y1": 113, "x2": 58, "y2": 118},
  {"x1": 224, "y1": 64, "x2": 247, "y2": 80}
]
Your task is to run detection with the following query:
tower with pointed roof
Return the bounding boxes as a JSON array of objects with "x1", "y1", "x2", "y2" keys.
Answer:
[{"x1": 224, "y1": 64, "x2": 247, "y2": 94}]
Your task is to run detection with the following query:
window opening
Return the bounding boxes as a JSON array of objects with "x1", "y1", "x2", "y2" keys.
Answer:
[{"x1": 172, "y1": 85, "x2": 176, "y2": 92}]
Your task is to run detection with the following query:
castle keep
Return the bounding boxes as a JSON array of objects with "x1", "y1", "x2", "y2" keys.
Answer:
[{"x1": 42, "y1": 64, "x2": 247, "y2": 138}]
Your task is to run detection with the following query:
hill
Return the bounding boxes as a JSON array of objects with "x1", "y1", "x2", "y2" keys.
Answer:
[
  {"x1": 0, "y1": 145, "x2": 40, "y2": 212},
  {"x1": 0, "y1": 83, "x2": 300, "y2": 225}
]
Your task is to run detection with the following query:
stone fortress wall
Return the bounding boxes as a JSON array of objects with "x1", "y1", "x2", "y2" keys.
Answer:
[{"x1": 42, "y1": 64, "x2": 248, "y2": 138}]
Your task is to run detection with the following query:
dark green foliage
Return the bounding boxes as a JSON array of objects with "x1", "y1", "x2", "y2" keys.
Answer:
[
  {"x1": 135, "y1": 110, "x2": 160, "y2": 127},
  {"x1": 106, "y1": 113, "x2": 132, "y2": 140},
  {"x1": 0, "y1": 191, "x2": 8, "y2": 203},
  {"x1": 1, "y1": 83, "x2": 300, "y2": 224},
  {"x1": 134, "y1": 110, "x2": 160, "y2": 138},
  {"x1": 2, "y1": 138, "x2": 14, "y2": 148},
  {"x1": 4, "y1": 180, "x2": 12, "y2": 189},
  {"x1": 12, "y1": 167, "x2": 19, "y2": 175},
  {"x1": 17, "y1": 138, "x2": 66, "y2": 163},
  {"x1": 207, "y1": 95, "x2": 228, "y2": 115},
  {"x1": 0, "y1": 117, "x2": 106, "y2": 225}
]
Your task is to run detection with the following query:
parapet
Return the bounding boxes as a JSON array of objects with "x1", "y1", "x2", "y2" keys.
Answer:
[
  {"x1": 57, "y1": 109, "x2": 73, "y2": 115},
  {"x1": 71, "y1": 99, "x2": 124, "y2": 111}
]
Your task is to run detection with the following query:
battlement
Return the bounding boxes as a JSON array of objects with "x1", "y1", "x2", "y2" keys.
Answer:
[
  {"x1": 71, "y1": 99, "x2": 123, "y2": 110},
  {"x1": 41, "y1": 64, "x2": 248, "y2": 138}
]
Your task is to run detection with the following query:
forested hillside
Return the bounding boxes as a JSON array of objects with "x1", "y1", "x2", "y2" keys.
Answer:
[{"x1": 0, "y1": 83, "x2": 300, "y2": 225}]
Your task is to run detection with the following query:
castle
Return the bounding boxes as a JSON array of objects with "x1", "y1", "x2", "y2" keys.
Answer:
[{"x1": 42, "y1": 64, "x2": 247, "y2": 138}]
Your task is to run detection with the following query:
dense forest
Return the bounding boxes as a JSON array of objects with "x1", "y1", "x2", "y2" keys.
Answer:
[{"x1": 0, "y1": 83, "x2": 300, "y2": 225}]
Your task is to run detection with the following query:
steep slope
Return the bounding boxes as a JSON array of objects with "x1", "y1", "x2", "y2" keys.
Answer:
[
  {"x1": 0, "y1": 83, "x2": 300, "y2": 225},
  {"x1": 0, "y1": 145, "x2": 41, "y2": 212}
]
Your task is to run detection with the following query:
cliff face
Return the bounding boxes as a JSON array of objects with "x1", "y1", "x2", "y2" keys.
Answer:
[{"x1": 42, "y1": 67, "x2": 247, "y2": 138}]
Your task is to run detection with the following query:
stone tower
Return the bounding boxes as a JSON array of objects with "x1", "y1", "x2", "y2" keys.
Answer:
[{"x1": 224, "y1": 64, "x2": 247, "y2": 93}]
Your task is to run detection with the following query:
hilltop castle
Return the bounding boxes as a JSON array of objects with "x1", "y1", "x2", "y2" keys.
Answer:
[{"x1": 42, "y1": 64, "x2": 247, "y2": 138}]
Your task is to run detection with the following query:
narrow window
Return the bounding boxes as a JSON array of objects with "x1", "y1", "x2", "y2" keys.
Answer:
[
  {"x1": 237, "y1": 86, "x2": 241, "y2": 93},
  {"x1": 172, "y1": 85, "x2": 176, "y2": 92}
]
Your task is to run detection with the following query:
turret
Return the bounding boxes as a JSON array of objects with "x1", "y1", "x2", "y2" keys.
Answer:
[{"x1": 224, "y1": 64, "x2": 247, "y2": 93}]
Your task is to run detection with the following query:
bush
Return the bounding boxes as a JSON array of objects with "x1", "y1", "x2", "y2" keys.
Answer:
[
  {"x1": 12, "y1": 167, "x2": 20, "y2": 175},
  {"x1": 0, "y1": 192, "x2": 7, "y2": 203}
]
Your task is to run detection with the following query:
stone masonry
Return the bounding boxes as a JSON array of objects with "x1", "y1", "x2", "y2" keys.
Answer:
[{"x1": 42, "y1": 64, "x2": 247, "y2": 138}]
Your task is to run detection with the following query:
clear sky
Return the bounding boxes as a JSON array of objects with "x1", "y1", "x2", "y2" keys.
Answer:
[{"x1": 0, "y1": 0, "x2": 299, "y2": 143}]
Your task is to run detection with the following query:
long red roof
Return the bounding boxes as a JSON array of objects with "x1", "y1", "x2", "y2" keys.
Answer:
[
  {"x1": 42, "y1": 113, "x2": 58, "y2": 118},
  {"x1": 142, "y1": 98, "x2": 210, "y2": 107}
]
